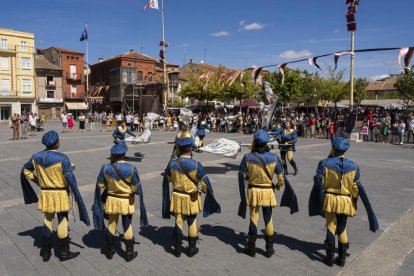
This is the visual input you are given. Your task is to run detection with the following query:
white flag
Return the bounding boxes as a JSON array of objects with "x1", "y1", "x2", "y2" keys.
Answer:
[{"x1": 143, "y1": 0, "x2": 159, "y2": 11}]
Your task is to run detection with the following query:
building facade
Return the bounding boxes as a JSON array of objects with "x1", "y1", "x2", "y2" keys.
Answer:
[
  {"x1": 0, "y1": 28, "x2": 36, "y2": 120},
  {"x1": 38, "y1": 47, "x2": 87, "y2": 116},
  {"x1": 34, "y1": 55, "x2": 64, "y2": 119},
  {"x1": 90, "y1": 50, "x2": 179, "y2": 114}
]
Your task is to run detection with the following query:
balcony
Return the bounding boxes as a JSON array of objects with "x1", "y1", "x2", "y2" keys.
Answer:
[
  {"x1": 0, "y1": 44, "x2": 34, "y2": 54},
  {"x1": 66, "y1": 73, "x2": 82, "y2": 83},
  {"x1": 45, "y1": 80, "x2": 56, "y2": 89},
  {"x1": 0, "y1": 90, "x2": 18, "y2": 97}
]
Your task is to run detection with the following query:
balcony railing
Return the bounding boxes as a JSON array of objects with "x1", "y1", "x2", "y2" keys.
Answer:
[
  {"x1": 0, "y1": 90, "x2": 18, "y2": 97},
  {"x1": 0, "y1": 44, "x2": 34, "y2": 53},
  {"x1": 45, "y1": 80, "x2": 56, "y2": 89},
  {"x1": 66, "y1": 73, "x2": 82, "y2": 82}
]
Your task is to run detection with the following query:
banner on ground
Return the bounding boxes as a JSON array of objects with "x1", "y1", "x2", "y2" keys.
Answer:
[
  {"x1": 199, "y1": 138, "x2": 241, "y2": 158},
  {"x1": 124, "y1": 129, "x2": 152, "y2": 144}
]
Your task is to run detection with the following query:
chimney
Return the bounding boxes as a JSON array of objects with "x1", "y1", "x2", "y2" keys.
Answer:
[
  {"x1": 189, "y1": 58, "x2": 193, "y2": 64},
  {"x1": 98, "y1": 57, "x2": 104, "y2": 62},
  {"x1": 130, "y1": 49, "x2": 134, "y2": 53}
]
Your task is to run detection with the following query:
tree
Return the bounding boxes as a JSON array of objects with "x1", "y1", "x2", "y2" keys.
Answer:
[
  {"x1": 395, "y1": 66, "x2": 414, "y2": 100},
  {"x1": 222, "y1": 72, "x2": 260, "y2": 103},
  {"x1": 316, "y1": 65, "x2": 348, "y2": 104},
  {"x1": 353, "y1": 77, "x2": 368, "y2": 104},
  {"x1": 265, "y1": 69, "x2": 304, "y2": 105}
]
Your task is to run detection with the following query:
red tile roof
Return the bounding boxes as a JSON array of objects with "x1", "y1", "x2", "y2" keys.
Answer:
[{"x1": 51, "y1": 46, "x2": 84, "y2": 55}]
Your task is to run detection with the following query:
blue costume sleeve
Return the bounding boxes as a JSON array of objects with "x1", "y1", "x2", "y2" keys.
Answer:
[
  {"x1": 162, "y1": 163, "x2": 171, "y2": 219},
  {"x1": 238, "y1": 155, "x2": 248, "y2": 218},
  {"x1": 92, "y1": 166, "x2": 105, "y2": 230},
  {"x1": 308, "y1": 161, "x2": 325, "y2": 217},
  {"x1": 197, "y1": 162, "x2": 221, "y2": 218},
  {"x1": 355, "y1": 166, "x2": 379, "y2": 232},
  {"x1": 275, "y1": 155, "x2": 284, "y2": 175},
  {"x1": 280, "y1": 175, "x2": 299, "y2": 214},
  {"x1": 62, "y1": 156, "x2": 90, "y2": 226},
  {"x1": 126, "y1": 130, "x2": 136, "y2": 137},
  {"x1": 20, "y1": 157, "x2": 38, "y2": 204},
  {"x1": 133, "y1": 167, "x2": 148, "y2": 226}
]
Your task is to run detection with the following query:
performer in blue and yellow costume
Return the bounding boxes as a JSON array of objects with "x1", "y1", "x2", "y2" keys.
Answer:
[
  {"x1": 196, "y1": 119, "x2": 207, "y2": 150},
  {"x1": 92, "y1": 141, "x2": 148, "y2": 262},
  {"x1": 309, "y1": 137, "x2": 379, "y2": 267},
  {"x1": 278, "y1": 121, "x2": 298, "y2": 175},
  {"x1": 162, "y1": 132, "x2": 221, "y2": 257},
  {"x1": 238, "y1": 130, "x2": 285, "y2": 258},
  {"x1": 113, "y1": 120, "x2": 136, "y2": 142},
  {"x1": 20, "y1": 130, "x2": 90, "y2": 262}
]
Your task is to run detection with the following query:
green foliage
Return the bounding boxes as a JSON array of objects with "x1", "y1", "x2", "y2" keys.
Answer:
[
  {"x1": 169, "y1": 98, "x2": 187, "y2": 108},
  {"x1": 315, "y1": 65, "x2": 348, "y2": 104},
  {"x1": 353, "y1": 77, "x2": 368, "y2": 104},
  {"x1": 395, "y1": 66, "x2": 414, "y2": 100}
]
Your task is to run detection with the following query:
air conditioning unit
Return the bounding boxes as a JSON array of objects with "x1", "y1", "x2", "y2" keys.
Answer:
[{"x1": 48, "y1": 80, "x2": 56, "y2": 85}]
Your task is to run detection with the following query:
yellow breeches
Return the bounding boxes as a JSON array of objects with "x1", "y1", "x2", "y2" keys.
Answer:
[
  {"x1": 249, "y1": 206, "x2": 274, "y2": 236},
  {"x1": 38, "y1": 191, "x2": 71, "y2": 213},
  {"x1": 44, "y1": 213, "x2": 68, "y2": 239},
  {"x1": 247, "y1": 188, "x2": 277, "y2": 207},
  {"x1": 325, "y1": 212, "x2": 348, "y2": 243},
  {"x1": 108, "y1": 214, "x2": 133, "y2": 240},
  {"x1": 175, "y1": 214, "x2": 198, "y2": 238},
  {"x1": 170, "y1": 192, "x2": 202, "y2": 215},
  {"x1": 104, "y1": 196, "x2": 135, "y2": 215},
  {"x1": 323, "y1": 194, "x2": 356, "y2": 217},
  {"x1": 287, "y1": 151, "x2": 293, "y2": 161}
]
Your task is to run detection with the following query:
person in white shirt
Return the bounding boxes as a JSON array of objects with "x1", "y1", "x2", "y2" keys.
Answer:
[
  {"x1": 406, "y1": 116, "x2": 414, "y2": 143},
  {"x1": 29, "y1": 114, "x2": 37, "y2": 136},
  {"x1": 61, "y1": 112, "x2": 68, "y2": 133},
  {"x1": 398, "y1": 119, "x2": 406, "y2": 145}
]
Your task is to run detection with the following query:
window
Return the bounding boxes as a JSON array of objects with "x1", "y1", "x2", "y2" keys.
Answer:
[
  {"x1": 47, "y1": 75, "x2": 54, "y2": 83},
  {"x1": 20, "y1": 41, "x2": 27, "y2": 51},
  {"x1": 71, "y1": 84, "x2": 77, "y2": 94},
  {"x1": 0, "y1": 39, "x2": 7, "y2": 49},
  {"x1": 22, "y1": 79, "x2": 31, "y2": 93},
  {"x1": 67, "y1": 56, "x2": 70, "y2": 59},
  {"x1": 1, "y1": 79, "x2": 10, "y2": 96},
  {"x1": 71, "y1": 56, "x2": 74, "y2": 60},
  {"x1": 47, "y1": 91, "x2": 54, "y2": 98},
  {"x1": 0, "y1": 57, "x2": 9, "y2": 70},
  {"x1": 148, "y1": 72, "x2": 153, "y2": 82},
  {"x1": 21, "y1": 57, "x2": 31, "y2": 70},
  {"x1": 137, "y1": 71, "x2": 143, "y2": 81},
  {"x1": 75, "y1": 57, "x2": 79, "y2": 60}
]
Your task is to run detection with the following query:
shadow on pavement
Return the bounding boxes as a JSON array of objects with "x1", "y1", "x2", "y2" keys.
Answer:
[
  {"x1": 18, "y1": 226, "x2": 43, "y2": 249},
  {"x1": 200, "y1": 224, "x2": 248, "y2": 254},
  {"x1": 203, "y1": 163, "x2": 240, "y2": 175},
  {"x1": 139, "y1": 225, "x2": 174, "y2": 255},
  {"x1": 275, "y1": 233, "x2": 325, "y2": 263},
  {"x1": 82, "y1": 229, "x2": 128, "y2": 259}
]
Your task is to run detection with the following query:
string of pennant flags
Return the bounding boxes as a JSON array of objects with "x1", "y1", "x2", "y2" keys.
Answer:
[{"x1": 252, "y1": 47, "x2": 414, "y2": 84}]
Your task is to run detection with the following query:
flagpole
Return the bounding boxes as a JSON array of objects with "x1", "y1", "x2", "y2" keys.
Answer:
[
  {"x1": 161, "y1": 0, "x2": 168, "y2": 110},
  {"x1": 86, "y1": 23, "x2": 89, "y2": 101}
]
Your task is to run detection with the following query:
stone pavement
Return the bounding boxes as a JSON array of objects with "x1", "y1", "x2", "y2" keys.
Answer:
[{"x1": 0, "y1": 121, "x2": 413, "y2": 276}]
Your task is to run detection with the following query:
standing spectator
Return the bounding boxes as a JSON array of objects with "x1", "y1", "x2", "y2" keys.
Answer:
[
  {"x1": 106, "y1": 113, "x2": 113, "y2": 132},
  {"x1": 380, "y1": 118, "x2": 389, "y2": 143},
  {"x1": 360, "y1": 122, "x2": 369, "y2": 142},
  {"x1": 390, "y1": 121, "x2": 399, "y2": 144},
  {"x1": 89, "y1": 113, "x2": 96, "y2": 131},
  {"x1": 28, "y1": 114, "x2": 37, "y2": 136},
  {"x1": 398, "y1": 119, "x2": 406, "y2": 145},
  {"x1": 40, "y1": 113, "x2": 46, "y2": 126},
  {"x1": 61, "y1": 112, "x2": 68, "y2": 133},
  {"x1": 372, "y1": 118, "x2": 380, "y2": 143},
  {"x1": 406, "y1": 115, "x2": 414, "y2": 143},
  {"x1": 133, "y1": 114, "x2": 140, "y2": 132},
  {"x1": 101, "y1": 112, "x2": 107, "y2": 131},
  {"x1": 78, "y1": 112, "x2": 86, "y2": 132},
  {"x1": 115, "y1": 112, "x2": 123, "y2": 126},
  {"x1": 125, "y1": 112, "x2": 133, "y2": 131},
  {"x1": 67, "y1": 115, "x2": 74, "y2": 132},
  {"x1": 309, "y1": 114, "x2": 316, "y2": 138},
  {"x1": 12, "y1": 113, "x2": 20, "y2": 140},
  {"x1": 328, "y1": 119, "x2": 335, "y2": 140}
]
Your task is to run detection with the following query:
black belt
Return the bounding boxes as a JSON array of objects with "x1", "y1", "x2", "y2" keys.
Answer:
[
  {"x1": 248, "y1": 184, "x2": 275, "y2": 189},
  {"x1": 41, "y1": 187, "x2": 69, "y2": 191},
  {"x1": 107, "y1": 193, "x2": 132, "y2": 199},
  {"x1": 324, "y1": 192, "x2": 350, "y2": 196}
]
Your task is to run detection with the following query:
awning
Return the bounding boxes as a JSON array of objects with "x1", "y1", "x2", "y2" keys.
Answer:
[{"x1": 65, "y1": 102, "x2": 88, "y2": 110}]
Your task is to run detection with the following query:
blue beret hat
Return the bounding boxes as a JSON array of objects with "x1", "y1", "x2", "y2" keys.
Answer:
[
  {"x1": 111, "y1": 141, "x2": 128, "y2": 155},
  {"x1": 175, "y1": 131, "x2": 194, "y2": 147},
  {"x1": 42, "y1": 130, "x2": 59, "y2": 147},
  {"x1": 253, "y1": 130, "x2": 270, "y2": 147},
  {"x1": 331, "y1": 137, "x2": 350, "y2": 152}
]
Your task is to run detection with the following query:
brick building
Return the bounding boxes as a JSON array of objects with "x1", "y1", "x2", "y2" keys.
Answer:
[{"x1": 89, "y1": 50, "x2": 179, "y2": 114}]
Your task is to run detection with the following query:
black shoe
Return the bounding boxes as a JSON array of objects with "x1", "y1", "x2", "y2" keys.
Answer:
[
  {"x1": 291, "y1": 161, "x2": 298, "y2": 176},
  {"x1": 265, "y1": 235, "x2": 275, "y2": 258},
  {"x1": 243, "y1": 235, "x2": 257, "y2": 257},
  {"x1": 58, "y1": 237, "x2": 80, "y2": 262},
  {"x1": 172, "y1": 235, "x2": 182, "y2": 257},
  {"x1": 40, "y1": 236, "x2": 52, "y2": 262},
  {"x1": 187, "y1": 237, "x2": 199, "y2": 257},
  {"x1": 324, "y1": 240, "x2": 335, "y2": 267},
  {"x1": 105, "y1": 231, "x2": 116, "y2": 260},
  {"x1": 124, "y1": 238, "x2": 138, "y2": 262},
  {"x1": 335, "y1": 242, "x2": 349, "y2": 267}
]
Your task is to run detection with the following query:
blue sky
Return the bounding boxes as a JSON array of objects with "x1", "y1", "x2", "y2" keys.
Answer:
[{"x1": 1, "y1": 0, "x2": 412, "y2": 80}]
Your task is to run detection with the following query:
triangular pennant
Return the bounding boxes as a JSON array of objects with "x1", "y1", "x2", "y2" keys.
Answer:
[
  {"x1": 333, "y1": 51, "x2": 354, "y2": 71},
  {"x1": 228, "y1": 70, "x2": 241, "y2": 86},
  {"x1": 203, "y1": 73, "x2": 213, "y2": 91},
  {"x1": 252, "y1": 67, "x2": 263, "y2": 83},
  {"x1": 404, "y1": 47, "x2": 414, "y2": 70},
  {"x1": 308, "y1": 57, "x2": 321, "y2": 70},
  {"x1": 278, "y1": 63, "x2": 287, "y2": 85},
  {"x1": 398, "y1": 48, "x2": 409, "y2": 68}
]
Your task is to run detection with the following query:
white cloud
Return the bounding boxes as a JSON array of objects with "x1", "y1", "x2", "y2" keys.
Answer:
[
  {"x1": 369, "y1": 74, "x2": 390, "y2": 81},
  {"x1": 239, "y1": 20, "x2": 246, "y2": 26},
  {"x1": 279, "y1": 50, "x2": 313, "y2": 59},
  {"x1": 210, "y1": 31, "x2": 229, "y2": 37},
  {"x1": 334, "y1": 29, "x2": 340, "y2": 33},
  {"x1": 243, "y1": 22, "x2": 264, "y2": 31}
]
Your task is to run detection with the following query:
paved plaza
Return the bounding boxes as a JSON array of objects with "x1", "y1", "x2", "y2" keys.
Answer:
[{"x1": 0, "y1": 121, "x2": 413, "y2": 276}]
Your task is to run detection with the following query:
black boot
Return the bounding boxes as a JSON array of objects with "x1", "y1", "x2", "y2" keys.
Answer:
[
  {"x1": 335, "y1": 242, "x2": 349, "y2": 267},
  {"x1": 265, "y1": 235, "x2": 275, "y2": 258},
  {"x1": 40, "y1": 236, "x2": 52, "y2": 262},
  {"x1": 283, "y1": 164, "x2": 289, "y2": 175},
  {"x1": 324, "y1": 240, "x2": 335, "y2": 267},
  {"x1": 124, "y1": 238, "x2": 138, "y2": 262},
  {"x1": 105, "y1": 231, "x2": 116, "y2": 260},
  {"x1": 243, "y1": 235, "x2": 257, "y2": 257},
  {"x1": 187, "y1": 237, "x2": 199, "y2": 257},
  {"x1": 291, "y1": 160, "x2": 298, "y2": 176},
  {"x1": 172, "y1": 235, "x2": 182, "y2": 257},
  {"x1": 58, "y1": 237, "x2": 80, "y2": 262}
]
